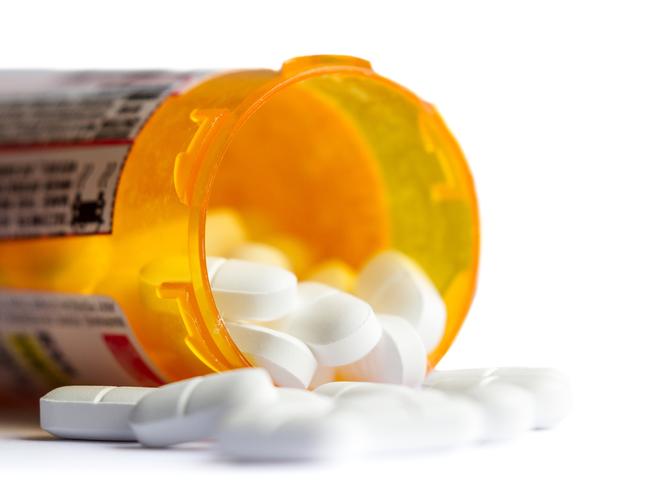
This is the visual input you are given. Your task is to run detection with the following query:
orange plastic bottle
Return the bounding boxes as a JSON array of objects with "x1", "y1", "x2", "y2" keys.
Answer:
[{"x1": 0, "y1": 56, "x2": 479, "y2": 401}]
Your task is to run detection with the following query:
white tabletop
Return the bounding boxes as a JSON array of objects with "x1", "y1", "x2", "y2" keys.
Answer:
[{"x1": 0, "y1": 404, "x2": 633, "y2": 487}]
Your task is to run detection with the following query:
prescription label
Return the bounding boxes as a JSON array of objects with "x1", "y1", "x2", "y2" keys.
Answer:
[
  {"x1": 0, "y1": 71, "x2": 207, "y2": 239},
  {"x1": 0, "y1": 290, "x2": 164, "y2": 396},
  {"x1": 0, "y1": 145, "x2": 129, "y2": 237}
]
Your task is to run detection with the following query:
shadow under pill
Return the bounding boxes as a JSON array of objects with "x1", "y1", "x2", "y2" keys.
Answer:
[
  {"x1": 15, "y1": 433, "x2": 56, "y2": 442},
  {"x1": 112, "y1": 442, "x2": 213, "y2": 452}
]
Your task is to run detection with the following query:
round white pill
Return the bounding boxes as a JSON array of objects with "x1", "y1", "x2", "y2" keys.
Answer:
[
  {"x1": 129, "y1": 368, "x2": 276, "y2": 447},
  {"x1": 338, "y1": 314, "x2": 427, "y2": 387},
  {"x1": 226, "y1": 321, "x2": 317, "y2": 389},
  {"x1": 40, "y1": 385, "x2": 153, "y2": 441},
  {"x1": 284, "y1": 289, "x2": 382, "y2": 366},
  {"x1": 356, "y1": 251, "x2": 447, "y2": 352},
  {"x1": 207, "y1": 257, "x2": 298, "y2": 322},
  {"x1": 226, "y1": 242, "x2": 292, "y2": 270}
]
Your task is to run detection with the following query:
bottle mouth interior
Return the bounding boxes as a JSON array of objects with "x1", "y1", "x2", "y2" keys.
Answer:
[{"x1": 196, "y1": 68, "x2": 479, "y2": 371}]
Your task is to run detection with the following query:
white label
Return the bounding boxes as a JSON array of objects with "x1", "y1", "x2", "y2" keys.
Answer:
[
  {"x1": 0, "y1": 71, "x2": 206, "y2": 239},
  {"x1": 0, "y1": 71, "x2": 201, "y2": 145},
  {"x1": 0, "y1": 145, "x2": 129, "y2": 238},
  {"x1": 0, "y1": 291, "x2": 165, "y2": 396}
]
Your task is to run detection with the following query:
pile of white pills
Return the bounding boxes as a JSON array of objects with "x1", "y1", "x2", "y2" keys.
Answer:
[
  {"x1": 207, "y1": 249, "x2": 447, "y2": 389},
  {"x1": 39, "y1": 248, "x2": 571, "y2": 461}
]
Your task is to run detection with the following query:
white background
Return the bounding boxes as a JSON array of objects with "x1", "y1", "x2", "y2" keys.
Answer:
[{"x1": 1, "y1": 0, "x2": 648, "y2": 485}]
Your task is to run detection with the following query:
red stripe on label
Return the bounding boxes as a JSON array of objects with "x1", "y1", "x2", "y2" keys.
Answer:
[
  {"x1": 0, "y1": 139, "x2": 133, "y2": 152},
  {"x1": 102, "y1": 334, "x2": 164, "y2": 387}
]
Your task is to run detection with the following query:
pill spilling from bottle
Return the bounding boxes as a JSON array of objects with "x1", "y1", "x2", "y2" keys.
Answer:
[
  {"x1": 39, "y1": 248, "x2": 571, "y2": 461},
  {"x1": 41, "y1": 367, "x2": 570, "y2": 460}
]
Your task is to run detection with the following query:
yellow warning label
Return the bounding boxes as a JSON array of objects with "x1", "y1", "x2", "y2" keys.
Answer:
[{"x1": 6, "y1": 333, "x2": 71, "y2": 389}]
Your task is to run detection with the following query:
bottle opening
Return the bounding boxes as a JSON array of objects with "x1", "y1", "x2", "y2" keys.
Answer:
[{"x1": 196, "y1": 64, "x2": 479, "y2": 375}]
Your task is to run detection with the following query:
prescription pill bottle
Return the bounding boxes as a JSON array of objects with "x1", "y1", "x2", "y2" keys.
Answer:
[{"x1": 0, "y1": 56, "x2": 479, "y2": 401}]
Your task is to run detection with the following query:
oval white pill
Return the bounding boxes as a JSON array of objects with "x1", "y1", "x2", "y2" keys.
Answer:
[
  {"x1": 332, "y1": 385, "x2": 483, "y2": 452},
  {"x1": 332, "y1": 386, "x2": 428, "y2": 423},
  {"x1": 226, "y1": 242, "x2": 292, "y2": 270},
  {"x1": 424, "y1": 368, "x2": 494, "y2": 390},
  {"x1": 218, "y1": 387, "x2": 334, "y2": 436},
  {"x1": 296, "y1": 281, "x2": 338, "y2": 306},
  {"x1": 425, "y1": 367, "x2": 571, "y2": 430},
  {"x1": 218, "y1": 410, "x2": 362, "y2": 462},
  {"x1": 411, "y1": 395, "x2": 484, "y2": 449},
  {"x1": 338, "y1": 314, "x2": 427, "y2": 387},
  {"x1": 323, "y1": 382, "x2": 451, "y2": 423},
  {"x1": 356, "y1": 251, "x2": 447, "y2": 352},
  {"x1": 129, "y1": 368, "x2": 276, "y2": 447},
  {"x1": 315, "y1": 380, "x2": 380, "y2": 397},
  {"x1": 468, "y1": 382, "x2": 536, "y2": 441},
  {"x1": 424, "y1": 369, "x2": 536, "y2": 440},
  {"x1": 284, "y1": 290, "x2": 382, "y2": 366},
  {"x1": 226, "y1": 322, "x2": 317, "y2": 389},
  {"x1": 314, "y1": 381, "x2": 364, "y2": 397},
  {"x1": 218, "y1": 388, "x2": 364, "y2": 461},
  {"x1": 263, "y1": 282, "x2": 336, "y2": 331},
  {"x1": 207, "y1": 257, "x2": 298, "y2": 321},
  {"x1": 40, "y1": 385, "x2": 153, "y2": 441},
  {"x1": 315, "y1": 380, "x2": 420, "y2": 399},
  {"x1": 274, "y1": 386, "x2": 337, "y2": 410}
]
